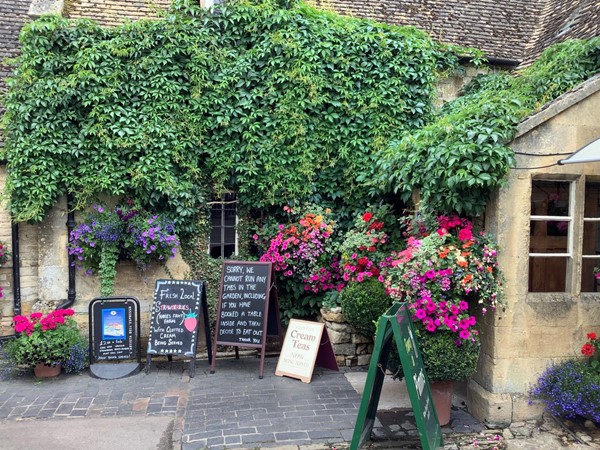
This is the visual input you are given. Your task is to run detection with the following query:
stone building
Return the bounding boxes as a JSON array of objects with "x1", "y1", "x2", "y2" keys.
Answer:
[{"x1": 0, "y1": 0, "x2": 599, "y2": 427}]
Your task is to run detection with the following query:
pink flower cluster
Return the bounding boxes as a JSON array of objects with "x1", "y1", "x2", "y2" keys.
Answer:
[
  {"x1": 13, "y1": 309, "x2": 75, "y2": 336},
  {"x1": 304, "y1": 258, "x2": 345, "y2": 293},
  {"x1": 257, "y1": 209, "x2": 340, "y2": 293},
  {"x1": 386, "y1": 215, "x2": 504, "y2": 342},
  {"x1": 410, "y1": 291, "x2": 478, "y2": 340}
]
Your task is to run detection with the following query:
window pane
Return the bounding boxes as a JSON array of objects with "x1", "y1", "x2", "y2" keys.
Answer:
[
  {"x1": 528, "y1": 257, "x2": 567, "y2": 292},
  {"x1": 529, "y1": 181, "x2": 571, "y2": 292},
  {"x1": 582, "y1": 182, "x2": 600, "y2": 292},
  {"x1": 210, "y1": 227, "x2": 221, "y2": 244},
  {"x1": 224, "y1": 226, "x2": 235, "y2": 244},
  {"x1": 529, "y1": 221, "x2": 568, "y2": 253},
  {"x1": 531, "y1": 180, "x2": 570, "y2": 216},
  {"x1": 584, "y1": 182, "x2": 600, "y2": 217},
  {"x1": 209, "y1": 193, "x2": 238, "y2": 258},
  {"x1": 581, "y1": 258, "x2": 600, "y2": 293}
]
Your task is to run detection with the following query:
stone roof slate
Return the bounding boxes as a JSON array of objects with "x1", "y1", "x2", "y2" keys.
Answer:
[
  {"x1": 0, "y1": 1, "x2": 30, "y2": 91},
  {"x1": 0, "y1": 0, "x2": 31, "y2": 147},
  {"x1": 310, "y1": 0, "x2": 600, "y2": 65}
]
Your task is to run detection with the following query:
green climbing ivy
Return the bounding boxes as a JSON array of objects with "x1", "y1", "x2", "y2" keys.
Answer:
[
  {"x1": 1, "y1": 0, "x2": 468, "y2": 243},
  {"x1": 374, "y1": 37, "x2": 600, "y2": 216}
]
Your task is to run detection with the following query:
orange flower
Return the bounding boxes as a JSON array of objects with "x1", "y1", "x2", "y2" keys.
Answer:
[
  {"x1": 439, "y1": 248, "x2": 449, "y2": 258},
  {"x1": 486, "y1": 266, "x2": 493, "y2": 273}
]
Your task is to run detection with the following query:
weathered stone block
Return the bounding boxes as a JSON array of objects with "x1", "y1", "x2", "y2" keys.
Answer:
[
  {"x1": 352, "y1": 333, "x2": 372, "y2": 344},
  {"x1": 325, "y1": 321, "x2": 351, "y2": 332},
  {"x1": 345, "y1": 355, "x2": 358, "y2": 366},
  {"x1": 29, "y1": 0, "x2": 65, "y2": 18},
  {"x1": 320, "y1": 307, "x2": 345, "y2": 323},
  {"x1": 467, "y1": 379, "x2": 512, "y2": 427},
  {"x1": 357, "y1": 354, "x2": 371, "y2": 366},
  {"x1": 327, "y1": 327, "x2": 351, "y2": 344},
  {"x1": 332, "y1": 343, "x2": 356, "y2": 356}
]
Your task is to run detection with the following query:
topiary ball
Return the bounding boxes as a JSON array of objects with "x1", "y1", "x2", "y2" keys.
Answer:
[{"x1": 340, "y1": 278, "x2": 391, "y2": 337}]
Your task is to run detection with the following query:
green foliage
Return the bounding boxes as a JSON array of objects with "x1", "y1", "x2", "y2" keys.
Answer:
[
  {"x1": 5, "y1": 310, "x2": 80, "y2": 366},
  {"x1": 374, "y1": 36, "x2": 600, "y2": 216},
  {"x1": 1, "y1": 0, "x2": 458, "y2": 239},
  {"x1": 415, "y1": 325, "x2": 480, "y2": 381},
  {"x1": 389, "y1": 323, "x2": 480, "y2": 382},
  {"x1": 340, "y1": 278, "x2": 390, "y2": 337}
]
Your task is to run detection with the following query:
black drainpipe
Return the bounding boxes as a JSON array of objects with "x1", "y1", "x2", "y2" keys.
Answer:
[
  {"x1": 57, "y1": 194, "x2": 76, "y2": 310},
  {"x1": 11, "y1": 219, "x2": 21, "y2": 316}
]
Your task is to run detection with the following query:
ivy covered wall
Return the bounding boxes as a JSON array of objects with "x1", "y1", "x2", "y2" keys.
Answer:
[{"x1": 1, "y1": 0, "x2": 467, "y2": 241}]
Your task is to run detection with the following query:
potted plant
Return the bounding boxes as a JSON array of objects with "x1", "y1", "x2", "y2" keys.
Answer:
[
  {"x1": 385, "y1": 213, "x2": 505, "y2": 424},
  {"x1": 4, "y1": 309, "x2": 80, "y2": 377}
]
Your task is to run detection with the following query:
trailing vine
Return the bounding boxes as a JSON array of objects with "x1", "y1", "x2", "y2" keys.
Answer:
[
  {"x1": 0, "y1": 0, "x2": 466, "y2": 245},
  {"x1": 374, "y1": 37, "x2": 600, "y2": 216}
]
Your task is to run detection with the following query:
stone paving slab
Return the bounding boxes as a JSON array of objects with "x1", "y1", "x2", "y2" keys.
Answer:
[
  {"x1": 182, "y1": 357, "x2": 360, "y2": 450},
  {"x1": 0, "y1": 354, "x2": 594, "y2": 449}
]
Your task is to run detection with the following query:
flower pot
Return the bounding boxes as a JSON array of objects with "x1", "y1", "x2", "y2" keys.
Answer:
[
  {"x1": 34, "y1": 363, "x2": 61, "y2": 378},
  {"x1": 429, "y1": 380, "x2": 454, "y2": 426}
]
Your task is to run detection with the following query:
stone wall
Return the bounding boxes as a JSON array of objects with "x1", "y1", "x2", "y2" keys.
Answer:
[
  {"x1": 467, "y1": 76, "x2": 600, "y2": 426},
  {"x1": 319, "y1": 307, "x2": 373, "y2": 367}
]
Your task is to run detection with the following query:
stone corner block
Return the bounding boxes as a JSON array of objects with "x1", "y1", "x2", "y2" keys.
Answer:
[
  {"x1": 467, "y1": 378, "x2": 513, "y2": 428},
  {"x1": 29, "y1": 0, "x2": 65, "y2": 18}
]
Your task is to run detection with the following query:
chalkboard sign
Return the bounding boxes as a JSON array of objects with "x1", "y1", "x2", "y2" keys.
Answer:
[
  {"x1": 146, "y1": 280, "x2": 212, "y2": 378},
  {"x1": 211, "y1": 261, "x2": 281, "y2": 378},
  {"x1": 350, "y1": 302, "x2": 442, "y2": 450},
  {"x1": 89, "y1": 297, "x2": 141, "y2": 380}
]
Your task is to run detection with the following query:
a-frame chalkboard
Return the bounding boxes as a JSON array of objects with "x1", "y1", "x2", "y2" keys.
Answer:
[
  {"x1": 146, "y1": 279, "x2": 212, "y2": 378},
  {"x1": 350, "y1": 302, "x2": 443, "y2": 450},
  {"x1": 210, "y1": 261, "x2": 281, "y2": 379}
]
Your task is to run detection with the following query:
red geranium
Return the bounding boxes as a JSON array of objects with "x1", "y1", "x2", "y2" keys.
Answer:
[
  {"x1": 362, "y1": 212, "x2": 373, "y2": 222},
  {"x1": 582, "y1": 343, "x2": 595, "y2": 357},
  {"x1": 587, "y1": 332, "x2": 597, "y2": 340}
]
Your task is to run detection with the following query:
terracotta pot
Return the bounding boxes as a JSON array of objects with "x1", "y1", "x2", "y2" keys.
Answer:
[
  {"x1": 33, "y1": 363, "x2": 62, "y2": 378},
  {"x1": 429, "y1": 380, "x2": 454, "y2": 426}
]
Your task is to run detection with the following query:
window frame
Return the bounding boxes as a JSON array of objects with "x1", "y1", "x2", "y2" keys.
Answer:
[
  {"x1": 207, "y1": 193, "x2": 238, "y2": 259},
  {"x1": 527, "y1": 175, "x2": 600, "y2": 294}
]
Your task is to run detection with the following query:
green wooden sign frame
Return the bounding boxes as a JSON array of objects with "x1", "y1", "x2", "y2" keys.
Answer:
[{"x1": 350, "y1": 302, "x2": 443, "y2": 450}]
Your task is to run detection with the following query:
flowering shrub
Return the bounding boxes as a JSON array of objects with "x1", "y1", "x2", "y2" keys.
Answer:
[
  {"x1": 530, "y1": 359, "x2": 600, "y2": 422},
  {"x1": 253, "y1": 205, "x2": 342, "y2": 321},
  {"x1": 68, "y1": 203, "x2": 179, "y2": 296},
  {"x1": 4, "y1": 309, "x2": 80, "y2": 366},
  {"x1": 386, "y1": 215, "x2": 504, "y2": 342},
  {"x1": 338, "y1": 208, "x2": 394, "y2": 284},
  {"x1": 256, "y1": 205, "x2": 341, "y2": 294}
]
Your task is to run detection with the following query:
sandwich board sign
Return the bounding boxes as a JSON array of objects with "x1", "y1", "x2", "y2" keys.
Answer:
[
  {"x1": 89, "y1": 296, "x2": 141, "y2": 380},
  {"x1": 350, "y1": 302, "x2": 443, "y2": 450},
  {"x1": 210, "y1": 261, "x2": 281, "y2": 379},
  {"x1": 146, "y1": 280, "x2": 212, "y2": 378},
  {"x1": 275, "y1": 319, "x2": 338, "y2": 383}
]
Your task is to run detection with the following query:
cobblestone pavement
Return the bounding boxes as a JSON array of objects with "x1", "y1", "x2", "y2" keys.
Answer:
[{"x1": 0, "y1": 354, "x2": 598, "y2": 449}]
